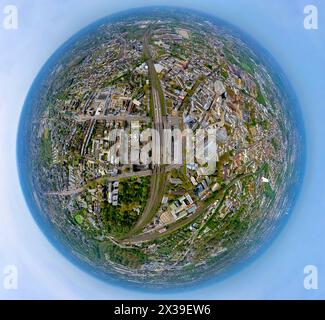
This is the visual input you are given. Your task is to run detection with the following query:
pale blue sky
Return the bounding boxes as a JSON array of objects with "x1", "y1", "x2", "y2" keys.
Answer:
[{"x1": 0, "y1": 0, "x2": 325, "y2": 299}]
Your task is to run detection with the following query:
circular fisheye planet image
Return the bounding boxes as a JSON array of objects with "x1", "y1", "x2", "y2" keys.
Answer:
[{"x1": 17, "y1": 7, "x2": 305, "y2": 288}]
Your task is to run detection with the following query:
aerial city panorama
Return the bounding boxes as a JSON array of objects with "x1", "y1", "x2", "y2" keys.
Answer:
[{"x1": 18, "y1": 7, "x2": 304, "y2": 288}]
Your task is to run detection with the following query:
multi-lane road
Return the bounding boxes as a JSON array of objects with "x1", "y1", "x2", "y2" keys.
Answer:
[
  {"x1": 46, "y1": 170, "x2": 154, "y2": 197},
  {"x1": 74, "y1": 114, "x2": 151, "y2": 123},
  {"x1": 124, "y1": 167, "x2": 264, "y2": 244},
  {"x1": 125, "y1": 28, "x2": 168, "y2": 237}
]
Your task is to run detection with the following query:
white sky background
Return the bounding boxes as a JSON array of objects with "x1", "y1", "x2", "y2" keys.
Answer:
[{"x1": 0, "y1": 0, "x2": 325, "y2": 299}]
